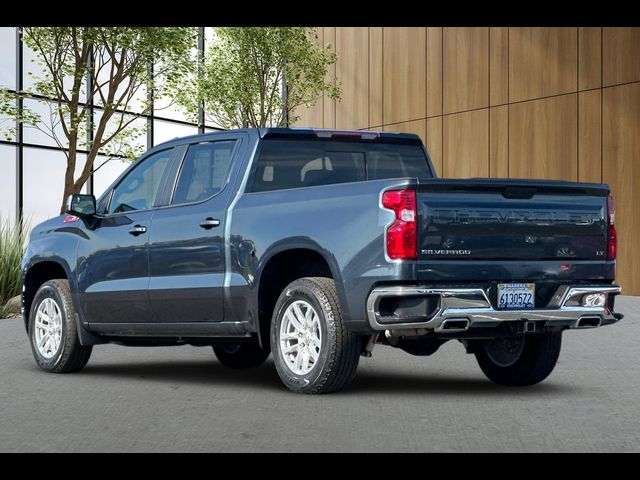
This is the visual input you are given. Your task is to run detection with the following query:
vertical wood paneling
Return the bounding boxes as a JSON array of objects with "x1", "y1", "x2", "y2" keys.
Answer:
[
  {"x1": 369, "y1": 27, "x2": 383, "y2": 128},
  {"x1": 335, "y1": 28, "x2": 369, "y2": 129},
  {"x1": 509, "y1": 94, "x2": 577, "y2": 180},
  {"x1": 443, "y1": 27, "x2": 489, "y2": 113},
  {"x1": 490, "y1": 105, "x2": 509, "y2": 178},
  {"x1": 382, "y1": 119, "x2": 426, "y2": 145},
  {"x1": 603, "y1": 28, "x2": 640, "y2": 86},
  {"x1": 293, "y1": 102, "x2": 323, "y2": 128},
  {"x1": 509, "y1": 28, "x2": 578, "y2": 102},
  {"x1": 426, "y1": 27, "x2": 442, "y2": 117},
  {"x1": 426, "y1": 117, "x2": 443, "y2": 176},
  {"x1": 578, "y1": 90, "x2": 602, "y2": 183},
  {"x1": 323, "y1": 27, "x2": 336, "y2": 128},
  {"x1": 579, "y1": 27, "x2": 602, "y2": 90},
  {"x1": 603, "y1": 83, "x2": 640, "y2": 294},
  {"x1": 293, "y1": 28, "x2": 324, "y2": 127},
  {"x1": 443, "y1": 109, "x2": 489, "y2": 178},
  {"x1": 382, "y1": 27, "x2": 426, "y2": 124},
  {"x1": 490, "y1": 27, "x2": 509, "y2": 106}
]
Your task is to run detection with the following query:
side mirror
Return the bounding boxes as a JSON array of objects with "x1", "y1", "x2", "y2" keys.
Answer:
[{"x1": 66, "y1": 194, "x2": 96, "y2": 217}]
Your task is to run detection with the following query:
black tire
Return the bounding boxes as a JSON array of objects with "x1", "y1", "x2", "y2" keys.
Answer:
[
  {"x1": 213, "y1": 342, "x2": 270, "y2": 369},
  {"x1": 270, "y1": 277, "x2": 360, "y2": 394},
  {"x1": 28, "y1": 279, "x2": 92, "y2": 373},
  {"x1": 474, "y1": 332, "x2": 562, "y2": 386}
]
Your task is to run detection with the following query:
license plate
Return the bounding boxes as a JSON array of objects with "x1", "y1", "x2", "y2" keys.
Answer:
[{"x1": 497, "y1": 283, "x2": 535, "y2": 309}]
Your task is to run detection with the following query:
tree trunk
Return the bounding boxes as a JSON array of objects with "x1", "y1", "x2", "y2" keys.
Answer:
[{"x1": 59, "y1": 149, "x2": 86, "y2": 214}]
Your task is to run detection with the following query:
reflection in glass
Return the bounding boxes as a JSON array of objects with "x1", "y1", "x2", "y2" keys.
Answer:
[
  {"x1": 0, "y1": 145, "x2": 17, "y2": 223},
  {"x1": 153, "y1": 120, "x2": 197, "y2": 146},
  {"x1": 0, "y1": 27, "x2": 16, "y2": 89},
  {"x1": 23, "y1": 148, "x2": 87, "y2": 226}
]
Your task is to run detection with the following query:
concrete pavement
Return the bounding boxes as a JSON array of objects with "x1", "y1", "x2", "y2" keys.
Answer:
[{"x1": 0, "y1": 296, "x2": 638, "y2": 452}]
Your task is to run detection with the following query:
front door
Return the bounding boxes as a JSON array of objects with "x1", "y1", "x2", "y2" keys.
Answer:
[
  {"x1": 147, "y1": 137, "x2": 241, "y2": 323},
  {"x1": 77, "y1": 147, "x2": 177, "y2": 324}
]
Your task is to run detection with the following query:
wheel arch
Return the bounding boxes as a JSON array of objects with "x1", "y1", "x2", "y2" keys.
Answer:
[
  {"x1": 22, "y1": 258, "x2": 73, "y2": 330},
  {"x1": 255, "y1": 243, "x2": 346, "y2": 349}
]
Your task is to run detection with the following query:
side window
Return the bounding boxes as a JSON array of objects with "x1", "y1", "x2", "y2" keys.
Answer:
[
  {"x1": 172, "y1": 141, "x2": 236, "y2": 205},
  {"x1": 107, "y1": 148, "x2": 173, "y2": 214}
]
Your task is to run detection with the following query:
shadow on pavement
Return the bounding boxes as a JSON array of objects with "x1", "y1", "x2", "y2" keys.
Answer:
[
  {"x1": 81, "y1": 358, "x2": 583, "y2": 396},
  {"x1": 348, "y1": 369, "x2": 581, "y2": 396},
  {"x1": 83, "y1": 359, "x2": 283, "y2": 390}
]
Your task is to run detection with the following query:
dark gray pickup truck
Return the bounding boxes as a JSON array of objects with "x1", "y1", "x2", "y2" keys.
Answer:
[{"x1": 21, "y1": 128, "x2": 623, "y2": 394}]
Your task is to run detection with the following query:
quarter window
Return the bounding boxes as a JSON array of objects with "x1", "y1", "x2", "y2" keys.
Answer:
[
  {"x1": 107, "y1": 148, "x2": 174, "y2": 214},
  {"x1": 172, "y1": 141, "x2": 236, "y2": 205}
]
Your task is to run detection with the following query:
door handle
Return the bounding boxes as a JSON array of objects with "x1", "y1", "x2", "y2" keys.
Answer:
[
  {"x1": 128, "y1": 225, "x2": 147, "y2": 236},
  {"x1": 200, "y1": 218, "x2": 221, "y2": 230}
]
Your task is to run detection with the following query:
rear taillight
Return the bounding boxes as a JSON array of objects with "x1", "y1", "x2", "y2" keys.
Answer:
[
  {"x1": 607, "y1": 195, "x2": 617, "y2": 260},
  {"x1": 382, "y1": 189, "x2": 417, "y2": 260}
]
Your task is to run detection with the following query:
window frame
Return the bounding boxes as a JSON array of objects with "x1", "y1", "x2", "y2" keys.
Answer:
[
  {"x1": 102, "y1": 146, "x2": 178, "y2": 217},
  {"x1": 166, "y1": 138, "x2": 240, "y2": 208}
]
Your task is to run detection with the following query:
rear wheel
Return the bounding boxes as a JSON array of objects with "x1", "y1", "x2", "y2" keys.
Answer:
[
  {"x1": 474, "y1": 332, "x2": 562, "y2": 386},
  {"x1": 270, "y1": 277, "x2": 360, "y2": 394},
  {"x1": 213, "y1": 342, "x2": 270, "y2": 369},
  {"x1": 28, "y1": 279, "x2": 92, "y2": 373}
]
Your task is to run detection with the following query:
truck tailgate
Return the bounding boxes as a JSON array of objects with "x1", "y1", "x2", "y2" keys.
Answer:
[{"x1": 416, "y1": 179, "x2": 610, "y2": 281}]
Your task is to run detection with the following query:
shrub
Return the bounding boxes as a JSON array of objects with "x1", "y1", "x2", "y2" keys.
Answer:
[{"x1": 0, "y1": 218, "x2": 27, "y2": 317}]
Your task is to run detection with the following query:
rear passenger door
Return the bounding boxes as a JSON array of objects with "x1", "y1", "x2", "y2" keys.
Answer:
[{"x1": 147, "y1": 136, "x2": 243, "y2": 323}]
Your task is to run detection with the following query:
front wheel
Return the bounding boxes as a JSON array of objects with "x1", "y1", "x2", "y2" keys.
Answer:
[
  {"x1": 270, "y1": 277, "x2": 361, "y2": 394},
  {"x1": 28, "y1": 279, "x2": 92, "y2": 373},
  {"x1": 474, "y1": 332, "x2": 562, "y2": 386}
]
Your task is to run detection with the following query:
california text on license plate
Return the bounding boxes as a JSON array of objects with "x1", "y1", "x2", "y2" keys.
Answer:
[{"x1": 497, "y1": 283, "x2": 535, "y2": 309}]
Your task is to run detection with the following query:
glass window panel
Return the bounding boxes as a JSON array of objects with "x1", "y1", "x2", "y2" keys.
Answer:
[
  {"x1": 22, "y1": 40, "x2": 86, "y2": 95},
  {"x1": 93, "y1": 54, "x2": 147, "y2": 114},
  {"x1": 23, "y1": 148, "x2": 66, "y2": 226},
  {"x1": 251, "y1": 139, "x2": 429, "y2": 192},
  {"x1": 153, "y1": 120, "x2": 197, "y2": 146},
  {"x1": 93, "y1": 107, "x2": 146, "y2": 157},
  {"x1": 0, "y1": 27, "x2": 16, "y2": 89},
  {"x1": 22, "y1": 98, "x2": 70, "y2": 148},
  {"x1": 204, "y1": 115, "x2": 226, "y2": 129},
  {"x1": 0, "y1": 145, "x2": 17, "y2": 224},
  {"x1": 92, "y1": 155, "x2": 131, "y2": 198},
  {"x1": 154, "y1": 95, "x2": 190, "y2": 122},
  {"x1": 107, "y1": 148, "x2": 173, "y2": 214},
  {"x1": 23, "y1": 148, "x2": 87, "y2": 226},
  {"x1": 23, "y1": 41, "x2": 47, "y2": 91},
  {"x1": 173, "y1": 141, "x2": 236, "y2": 204},
  {"x1": 0, "y1": 104, "x2": 16, "y2": 142}
]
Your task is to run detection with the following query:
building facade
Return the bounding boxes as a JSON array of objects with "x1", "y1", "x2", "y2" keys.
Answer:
[
  {"x1": 295, "y1": 27, "x2": 640, "y2": 295},
  {"x1": 0, "y1": 27, "x2": 221, "y2": 229}
]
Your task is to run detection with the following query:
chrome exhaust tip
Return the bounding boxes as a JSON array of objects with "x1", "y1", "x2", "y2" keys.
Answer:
[
  {"x1": 575, "y1": 316, "x2": 602, "y2": 328},
  {"x1": 439, "y1": 318, "x2": 470, "y2": 332}
]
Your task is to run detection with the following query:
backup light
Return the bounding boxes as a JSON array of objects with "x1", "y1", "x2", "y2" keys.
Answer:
[{"x1": 583, "y1": 293, "x2": 606, "y2": 307}]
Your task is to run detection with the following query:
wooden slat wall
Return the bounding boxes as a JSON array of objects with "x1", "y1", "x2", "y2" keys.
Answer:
[
  {"x1": 603, "y1": 83, "x2": 640, "y2": 295},
  {"x1": 294, "y1": 27, "x2": 640, "y2": 294},
  {"x1": 443, "y1": 27, "x2": 489, "y2": 113},
  {"x1": 335, "y1": 28, "x2": 369, "y2": 130}
]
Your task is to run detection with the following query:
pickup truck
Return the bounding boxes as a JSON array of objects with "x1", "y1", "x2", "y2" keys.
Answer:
[{"x1": 21, "y1": 128, "x2": 623, "y2": 394}]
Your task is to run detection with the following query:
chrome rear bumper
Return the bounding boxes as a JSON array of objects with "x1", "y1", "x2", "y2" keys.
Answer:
[{"x1": 366, "y1": 285, "x2": 622, "y2": 332}]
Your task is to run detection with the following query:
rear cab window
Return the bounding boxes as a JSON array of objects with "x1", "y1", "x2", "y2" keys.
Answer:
[{"x1": 251, "y1": 136, "x2": 431, "y2": 193}]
